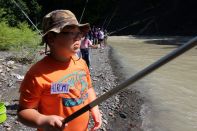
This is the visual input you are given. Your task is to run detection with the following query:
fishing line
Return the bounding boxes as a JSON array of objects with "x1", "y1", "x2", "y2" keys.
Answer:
[
  {"x1": 137, "y1": 18, "x2": 155, "y2": 35},
  {"x1": 105, "y1": 7, "x2": 118, "y2": 30},
  {"x1": 79, "y1": 0, "x2": 89, "y2": 23},
  {"x1": 11, "y1": 0, "x2": 42, "y2": 36},
  {"x1": 109, "y1": 16, "x2": 154, "y2": 35}
]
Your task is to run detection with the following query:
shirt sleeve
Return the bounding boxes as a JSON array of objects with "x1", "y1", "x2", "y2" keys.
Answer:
[
  {"x1": 19, "y1": 72, "x2": 43, "y2": 109},
  {"x1": 88, "y1": 39, "x2": 93, "y2": 46}
]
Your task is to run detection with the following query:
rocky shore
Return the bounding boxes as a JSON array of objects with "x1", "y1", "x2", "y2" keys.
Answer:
[
  {"x1": 89, "y1": 46, "x2": 144, "y2": 131},
  {"x1": 0, "y1": 46, "x2": 144, "y2": 131}
]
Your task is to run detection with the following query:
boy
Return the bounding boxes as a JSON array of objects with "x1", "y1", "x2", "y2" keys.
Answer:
[{"x1": 17, "y1": 10, "x2": 102, "y2": 131}]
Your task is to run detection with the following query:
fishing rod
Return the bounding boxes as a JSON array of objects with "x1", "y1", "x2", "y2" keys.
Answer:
[
  {"x1": 107, "y1": 5, "x2": 158, "y2": 35},
  {"x1": 105, "y1": 7, "x2": 118, "y2": 30},
  {"x1": 109, "y1": 16, "x2": 154, "y2": 35},
  {"x1": 11, "y1": 0, "x2": 42, "y2": 36},
  {"x1": 102, "y1": 6, "x2": 121, "y2": 29},
  {"x1": 102, "y1": 15, "x2": 109, "y2": 29},
  {"x1": 79, "y1": 0, "x2": 89, "y2": 23},
  {"x1": 137, "y1": 18, "x2": 155, "y2": 35},
  {"x1": 108, "y1": 21, "x2": 139, "y2": 35},
  {"x1": 63, "y1": 36, "x2": 197, "y2": 124}
]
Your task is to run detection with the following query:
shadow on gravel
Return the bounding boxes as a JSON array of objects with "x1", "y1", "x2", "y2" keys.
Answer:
[
  {"x1": 5, "y1": 56, "x2": 33, "y2": 64},
  {"x1": 6, "y1": 104, "x2": 18, "y2": 110}
]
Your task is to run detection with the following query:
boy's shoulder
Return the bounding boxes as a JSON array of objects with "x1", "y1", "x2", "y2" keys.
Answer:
[
  {"x1": 27, "y1": 56, "x2": 49, "y2": 76},
  {"x1": 73, "y1": 55, "x2": 86, "y2": 64},
  {"x1": 27, "y1": 55, "x2": 88, "y2": 76},
  {"x1": 73, "y1": 55, "x2": 88, "y2": 68}
]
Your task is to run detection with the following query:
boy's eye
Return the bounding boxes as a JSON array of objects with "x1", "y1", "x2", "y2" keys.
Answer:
[{"x1": 61, "y1": 32, "x2": 83, "y2": 39}]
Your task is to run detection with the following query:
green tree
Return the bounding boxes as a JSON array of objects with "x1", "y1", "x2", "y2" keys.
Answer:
[
  {"x1": 24, "y1": 0, "x2": 42, "y2": 28},
  {"x1": 0, "y1": 0, "x2": 29, "y2": 26},
  {"x1": 0, "y1": 0, "x2": 42, "y2": 28}
]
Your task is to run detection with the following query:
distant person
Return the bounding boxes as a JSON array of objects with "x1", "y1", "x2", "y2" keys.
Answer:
[
  {"x1": 104, "y1": 29, "x2": 108, "y2": 46},
  {"x1": 92, "y1": 26, "x2": 96, "y2": 45},
  {"x1": 88, "y1": 29, "x2": 94, "y2": 42},
  {"x1": 17, "y1": 10, "x2": 102, "y2": 131},
  {"x1": 93, "y1": 28, "x2": 99, "y2": 45},
  {"x1": 81, "y1": 35, "x2": 98, "y2": 67},
  {"x1": 98, "y1": 28, "x2": 105, "y2": 48}
]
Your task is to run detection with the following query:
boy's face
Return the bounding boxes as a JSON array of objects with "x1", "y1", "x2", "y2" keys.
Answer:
[{"x1": 49, "y1": 26, "x2": 83, "y2": 58}]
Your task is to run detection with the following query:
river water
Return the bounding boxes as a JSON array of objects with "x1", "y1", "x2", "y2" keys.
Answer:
[{"x1": 108, "y1": 36, "x2": 197, "y2": 131}]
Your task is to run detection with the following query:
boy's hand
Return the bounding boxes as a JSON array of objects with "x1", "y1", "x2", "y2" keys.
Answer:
[
  {"x1": 39, "y1": 115, "x2": 67, "y2": 131},
  {"x1": 90, "y1": 106, "x2": 102, "y2": 131}
]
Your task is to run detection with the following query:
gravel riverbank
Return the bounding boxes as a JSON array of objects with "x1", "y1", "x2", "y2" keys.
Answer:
[
  {"x1": 89, "y1": 46, "x2": 144, "y2": 131},
  {"x1": 0, "y1": 46, "x2": 144, "y2": 131}
]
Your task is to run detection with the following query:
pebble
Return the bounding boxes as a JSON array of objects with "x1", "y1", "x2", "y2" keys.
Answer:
[
  {"x1": 119, "y1": 112, "x2": 127, "y2": 119},
  {"x1": 109, "y1": 112, "x2": 114, "y2": 117},
  {"x1": 7, "y1": 60, "x2": 15, "y2": 66},
  {"x1": 103, "y1": 119, "x2": 108, "y2": 125},
  {"x1": 8, "y1": 82, "x2": 13, "y2": 87},
  {"x1": 2, "y1": 62, "x2": 6, "y2": 65},
  {"x1": 6, "y1": 127, "x2": 11, "y2": 131},
  {"x1": 92, "y1": 77, "x2": 98, "y2": 81},
  {"x1": 0, "y1": 58, "x2": 4, "y2": 61},
  {"x1": 4, "y1": 102, "x2": 10, "y2": 106},
  {"x1": 6, "y1": 67, "x2": 11, "y2": 72},
  {"x1": 14, "y1": 121, "x2": 19, "y2": 124},
  {"x1": 12, "y1": 66, "x2": 18, "y2": 69},
  {"x1": 100, "y1": 127, "x2": 107, "y2": 131},
  {"x1": 1, "y1": 72, "x2": 6, "y2": 77},
  {"x1": 102, "y1": 89, "x2": 107, "y2": 92},
  {"x1": 115, "y1": 96, "x2": 119, "y2": 103},
  {"x1": 3, "y1": 122, "x2": 11, "y2": 128}
]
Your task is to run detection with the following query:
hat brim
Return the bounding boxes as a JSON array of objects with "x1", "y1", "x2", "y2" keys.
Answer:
[
  {"x1": 41, "y1": 23, "x2": 90, "y2": 45},
  {"x1": 42, "y1": 23, "x2": 90, "y2": 37}
]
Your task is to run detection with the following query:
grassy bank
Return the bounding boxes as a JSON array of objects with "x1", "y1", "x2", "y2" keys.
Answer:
[
  {"x1": 0, "y1": 22, "x2": 42, "y2": 63},
  {"x1": 0, "y1": 22, "x2": 41, "y2": 51}
]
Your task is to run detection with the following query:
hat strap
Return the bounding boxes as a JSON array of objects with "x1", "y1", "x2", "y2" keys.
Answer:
[{"x1": 45, "y1": 43, "x2": 50, "y2": 55}]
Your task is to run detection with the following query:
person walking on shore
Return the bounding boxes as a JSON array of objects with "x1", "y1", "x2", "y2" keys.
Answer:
[
  {"x1": 104, "y1": 29, "x2": 108, "y2": 46},
  {"x1": 81, "y1": 35, "x2": 98, "y2": 68},
  {"x1": 98, "y1": 28, "x2": 105, "y2": 48},
  {"x1": 93, "y1": 28, "x2": 99, "y2": 45}
]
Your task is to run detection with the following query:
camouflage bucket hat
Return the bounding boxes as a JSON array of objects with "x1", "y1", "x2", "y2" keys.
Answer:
[{"x1": 42, "y1": 10, "x2": 90, "y2": 43}]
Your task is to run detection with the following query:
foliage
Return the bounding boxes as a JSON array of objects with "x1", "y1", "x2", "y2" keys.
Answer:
[
  {"x1": 0, "y1": 0, "x2": 42, "y2": 27},
  {"x1": 0, "y1": 22, "x2": 41, "y2": 51}
]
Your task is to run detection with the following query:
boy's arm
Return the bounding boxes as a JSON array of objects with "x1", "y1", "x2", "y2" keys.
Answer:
[
  {"x1": 18, "y1": 108, "x2": 45, "y2": 128},
  {"x1": 87, "y1": 88, "x2": 102, "y2": 130},
  {"x1": 18, "y1": 72, "x2": 66, "y2": 130},
  {"x1": 18, "y1": 107, "x2": 66, "y2": 130},
  {"x1": 87, "y1": 87, "x2": 99, "y2": 109},
  {"x1": 88, "y1": 40, "x2": 98, "y2": 49},
  {"x1": 87, "y1": 88, "x2": 100, "y2": 114},
  {"x1": 84, "y1": 62, "x2": 102, "y2": 130},
  {"x1": 89, "y1": 44, "x2": 98, "y2": 49}
]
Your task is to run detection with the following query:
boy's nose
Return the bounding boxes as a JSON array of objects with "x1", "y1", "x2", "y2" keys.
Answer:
[{"x1": 73, "y1": 40, "x2": 81, "y2": 46}]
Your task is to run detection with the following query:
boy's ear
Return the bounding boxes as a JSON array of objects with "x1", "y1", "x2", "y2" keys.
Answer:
[
  {"x1": 82, "y1": 32, "x2": 87, "y2": 37},
  {"x1": 46, "y1": 32, "x2": 56, "y2": 46}
]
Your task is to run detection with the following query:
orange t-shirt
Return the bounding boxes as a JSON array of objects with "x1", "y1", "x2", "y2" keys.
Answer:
[{"x1": 19, "y1": 55, "x2": 93, "y2": 131}]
